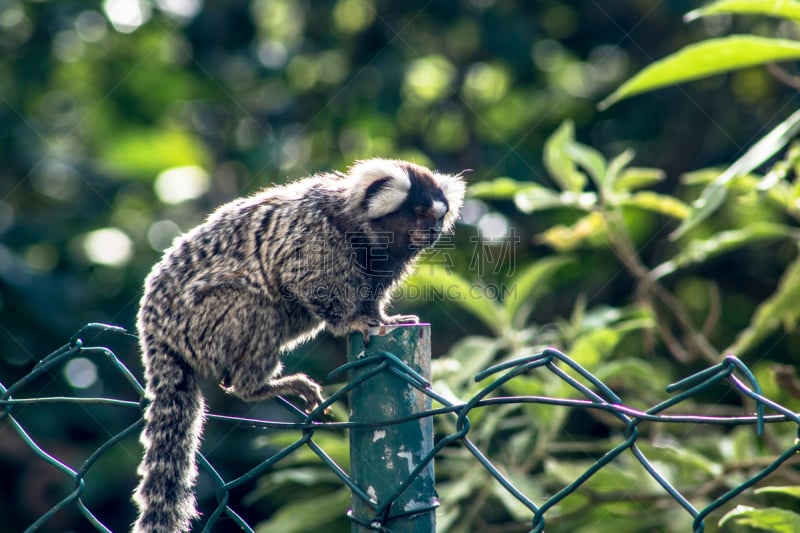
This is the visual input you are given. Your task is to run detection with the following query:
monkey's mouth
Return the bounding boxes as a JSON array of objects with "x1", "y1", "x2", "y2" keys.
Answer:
[{"x1": 409, "y1": 227, "x2": 441, "y2": 249}]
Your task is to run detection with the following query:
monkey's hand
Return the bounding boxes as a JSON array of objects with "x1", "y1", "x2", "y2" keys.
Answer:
[
  {"x1": 381, "y1": 313, "x2": 420, "y2": 325},
  {"x1": 336, "y1": 315, "x2": 421, "y2": 345},
  {"x1": 361, "y1": 314, "x2": 421, "y2": 344},
  {"x1": 325, "y1": 315, "x2": 379, "y2": 343},
  {"x1": 344, "y1": 315, "x2": 381, "y2": 345}
]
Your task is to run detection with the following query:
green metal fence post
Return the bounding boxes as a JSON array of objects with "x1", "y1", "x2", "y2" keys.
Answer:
[{"x1": 347, "y1": 324, "x2": 437, "y2": 532}]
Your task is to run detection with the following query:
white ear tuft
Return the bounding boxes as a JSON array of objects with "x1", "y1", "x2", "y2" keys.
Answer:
[
  {"x1": 346, "y1": 159, "x2": 411, "y2": 219},
  {"x1": 435, "y1": 171, "x2": 467, "y2": 231}
]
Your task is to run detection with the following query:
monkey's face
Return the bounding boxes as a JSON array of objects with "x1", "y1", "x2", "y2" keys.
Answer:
[
  {"x1": 408, "y1": 198, "x2": 447, "y2": 249},
  {"x1": 347, "y1": 158, "x2": 466, "y2": 266},
  {"x1": 363, "y1": 162, "x2": 452, "y2": 258},
  {"x1": 369, "y1": 196, "x2": 447, "y2": 259}
]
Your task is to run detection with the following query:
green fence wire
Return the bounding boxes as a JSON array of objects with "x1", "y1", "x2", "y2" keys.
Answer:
[{"x1": 2, "y1": 323, "x2": 800, "y2": 532}]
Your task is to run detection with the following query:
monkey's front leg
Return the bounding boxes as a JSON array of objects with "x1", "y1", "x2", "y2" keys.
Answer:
[
  {"x1": 325, "y1": 315, "x2": 379, "y2": 344},
  {"x1": 300, "y1": 289, "x2": 419, "y2": 344}
]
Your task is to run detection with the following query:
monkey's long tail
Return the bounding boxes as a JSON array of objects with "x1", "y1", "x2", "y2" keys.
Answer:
[{"x1": 133, "y1": 345, "x2": 205, "y2": 533}]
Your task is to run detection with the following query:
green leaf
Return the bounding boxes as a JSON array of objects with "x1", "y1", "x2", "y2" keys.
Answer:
[
  {"x1": 600, "y1": 36, "x2": 800, "y2": 110},
  {"x1": 441, "y1": 336, "x2": 503, "y2": 386},
  {"x1": 505, "y1": 256, "x2": 574, "y2": 326},
  {"x1": 257, "y1": 433, "x2": 350, "y2": 467},
  {"x1": 512, "y1": 185, "x2": 566, "y2": 212},
  {"x1": 255, "y1": 489, "x2": 350, "y2": 533},
  {"x1": 436, "y1": 466, "x2": 489, "y2": 506},
  {"x1": 719, "y1": 506, "x2": 800, "y2": 533},
  {"x1": 537, "y1": 211, "x2": 607, "y2": 251},
  {"x1": 569, "y1": 328, "x2": 620, "y2": 368},
  {"x1": 613, "y1": 167, "x2": 665, "y2": 192},
  {"x1": 568, "y1": 311, "x2": 654, "y2": 368},
  {"x1": 406, "y1": 265, "x2": 506, "y2": 332},
  {"x1": 468, "y1": 177, "x2": 536, "y2": 199},
  {"x1": 514, "y1": 188, "x2": 597, "y2": 213},
  {"x1": 681, "y1": 168, "x2": 793, "y2": 206},
  {"x1": 685, "y1": 0, "x2": 800, "y2": 24},
  {"x1": 593, "y1": 358, "x2": 663, "y2": 393},
  {"x1": 545, "y1": 458, "x2": 661, "y2": 493},
  {"x1": 492, "y1": 470, "x2": 543, "y2": 521},
  {"x1": 565, "y1": 140, "x2": 608, "y2": 189},
  {"x1": 672, "y1": 180, "x2": 728, "y2": 239},
  {"x1": 671, "y1": 108, "x2": 800, "y2": 239},
  {"x1": 436, "y1": 468, "x2": 492, "y2": 531},
  {"x1": 580, "y1": 304, "x2": 648, "y2": 331},
  {"x1": 543, "y1": 120, "x2": 588, "y2": 193},
  {"x1": 468, "y1": 177, "x2": 598, "y2": 214},
  {"x1": 248, "y1": 467, "x2": 341, "y2": 501},
  {"x1": 620, "y1": 191, "x2": 690, "y2": 219},
  {"x1": 652, "y1": 222, "x2": 796, "y2": 279},
  {"x1": 755, "y1": 486, "x2": 800, "y2": 499},
  {"x1": 637, "y1": 442, "x2": 723, "y2": 479},
  {"x1": 603, "y1": 149, "x2": 636, "y2": 193},
  {"x1": 681, "y1": 168, "x2": 724, "y2": 186},
  {"x1": 728, "y1": 254, "x2": 800, "y2": 355},
  {"x1": 543, "y1": 120, "x2": 609, "y2": 192}
]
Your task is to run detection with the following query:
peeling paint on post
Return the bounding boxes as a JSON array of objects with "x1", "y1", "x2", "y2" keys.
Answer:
[{"x1": 348, "y1": 324, "x2": 437, "y2": 533}]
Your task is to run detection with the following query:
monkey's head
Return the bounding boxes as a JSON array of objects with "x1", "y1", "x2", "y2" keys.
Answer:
[{"x1": 345, "y1": 159, "x2": 466, "y2": 263}]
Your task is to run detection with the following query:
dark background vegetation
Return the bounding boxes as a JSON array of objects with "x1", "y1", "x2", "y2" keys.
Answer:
[{"x1": 2, "y1": 1, "x2": 800, "y2": 531}]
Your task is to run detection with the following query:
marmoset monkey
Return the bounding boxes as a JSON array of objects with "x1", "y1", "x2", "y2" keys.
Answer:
[{"x1": 132, "y1": 159, "x2": 466, "y2": 532}]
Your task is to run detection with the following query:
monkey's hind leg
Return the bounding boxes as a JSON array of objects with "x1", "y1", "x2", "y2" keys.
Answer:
[
  {"x1": 221, "y1": 315, "x2": 324, "y2": 411},
  {"x1": 190, "y1": 291, "x2": 327, "y2": 412}
]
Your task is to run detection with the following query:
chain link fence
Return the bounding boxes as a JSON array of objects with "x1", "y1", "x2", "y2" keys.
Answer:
[{"x1": 2, "y1": 323, "x2": 799, "y2": 532}]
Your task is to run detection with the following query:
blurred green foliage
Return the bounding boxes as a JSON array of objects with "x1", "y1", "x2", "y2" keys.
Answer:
[{"x1": 4, "y1": 0, "x2": 800, "y2": 532}]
